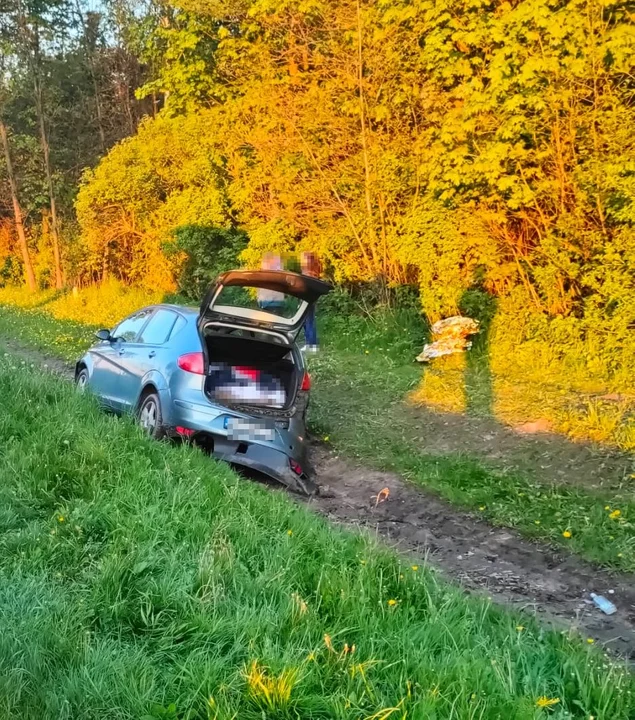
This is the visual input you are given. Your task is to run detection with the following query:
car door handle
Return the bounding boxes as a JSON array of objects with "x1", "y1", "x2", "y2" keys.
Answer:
[
  {"x1": 118, "y1": 348, "x2": 125, "y2": 356},
  {"x1": 148, "y1": 351, "x2": 156, "y2": 359}
]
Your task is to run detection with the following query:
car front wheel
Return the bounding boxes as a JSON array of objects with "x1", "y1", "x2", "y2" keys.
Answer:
[
  {"x1": 137, "y1": 392, "x2": 165, "y2": 439},
  {"x1": 76, "y1": 367, "x2": 89, "y2": 393}
]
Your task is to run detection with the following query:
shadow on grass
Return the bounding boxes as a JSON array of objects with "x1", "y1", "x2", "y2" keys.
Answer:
[
  {"x1": 410, "y1": 288, "x2": 497, "y2": 417},
  {"x1": 460, "y1": 289, "x2": 498, "y2": 418}
]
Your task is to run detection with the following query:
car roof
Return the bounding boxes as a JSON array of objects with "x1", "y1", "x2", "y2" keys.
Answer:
[{"x1": 151, "y1": 303, "x2": 199, "y2": 316}]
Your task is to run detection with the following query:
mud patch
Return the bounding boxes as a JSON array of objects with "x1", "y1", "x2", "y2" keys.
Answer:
[{"x1": 307, "y1": 444, "x2": 635, "y2": 659}]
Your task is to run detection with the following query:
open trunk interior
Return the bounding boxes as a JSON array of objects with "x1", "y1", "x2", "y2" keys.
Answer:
[{"x1": 202, "y1": 325, "x2": 298, "y2": 410}]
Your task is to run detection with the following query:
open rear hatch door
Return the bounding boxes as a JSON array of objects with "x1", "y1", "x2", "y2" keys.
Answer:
[{"x1": 199, "y1": 270, "x2": 332, "y2": 339}]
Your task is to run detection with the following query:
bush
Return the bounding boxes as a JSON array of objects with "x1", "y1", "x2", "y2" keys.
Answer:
[
  {"x1": 75, "y1": 111, "x2": 231, "y2": 292},
  {"x1": 168, "y1": 225, "x2": 248, "y2": 299}
]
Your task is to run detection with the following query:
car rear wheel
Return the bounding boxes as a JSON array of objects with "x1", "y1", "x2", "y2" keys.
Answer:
[
  {"x1": 76, "y1": 367, "x2": 89, "y2": 393},
  {"x1": 138, "y1": 392, "x2": 165, "y2": 439}
]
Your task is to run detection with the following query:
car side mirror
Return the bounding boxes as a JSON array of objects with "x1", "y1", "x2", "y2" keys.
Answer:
[{"x1": 95, "y1": 329, "x2": 112, "y2": 342}]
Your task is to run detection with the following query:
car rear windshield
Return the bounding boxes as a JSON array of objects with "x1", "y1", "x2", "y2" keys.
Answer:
[{"x1": 213, "y1": 285, "x2": 303, "y2": 321}]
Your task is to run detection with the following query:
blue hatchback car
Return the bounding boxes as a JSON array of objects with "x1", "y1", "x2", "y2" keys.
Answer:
[{"x1": 75, "y1": 269, "x2": 332, "y2": 494}]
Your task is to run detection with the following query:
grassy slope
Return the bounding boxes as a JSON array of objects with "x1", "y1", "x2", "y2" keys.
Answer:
[
  {"x1": 0, "y1": 358, "x2": 632, "y2": 719},
  {"x1": 0, "y1": 302, "x2": 633, "y2": 573}
]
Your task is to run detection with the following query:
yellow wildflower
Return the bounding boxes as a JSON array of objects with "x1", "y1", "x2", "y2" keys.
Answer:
[
  {"x1": 604, "y1": 506, "x2": 610, "y2": 511},
  {"x1": 411, "y1": 565, "x2": 419, "y2": 571},
  {"x1": 244, "y1": 660, "x2": 297, "y2": 708},
  {"x1": 57, "y1": 515, "x2": 65, "y2": 523},
  {"x1": 387, "y1": 598, "x2": 398, "y2": 607},
  {"x1": 479, "y1": 505, "x2": 486, "y2": 511},
  {"x1": 287, "y1": 529, "x2": 293, "y2": 536},
  {"x1": 562, "y1": 530, "x2": 572, "y2": 538},
  {"x1": 587, "y1": 638, "x2": 594, "y2": 644},
  {"x1": 536, "y1": 696, "x2": 560, "y2": 708},
  {"x1": 609, "y1": 509, "x2": 621, "y2": 519},
  {"x1": 516, "y1": 625, "x2": 525, "y2": 632},
  {"x1": 291, "y1": 592, "x2": 308, "y2": 615},
  {"x1": 323, "y1": 435, "x2": 329, "y2": 442}
]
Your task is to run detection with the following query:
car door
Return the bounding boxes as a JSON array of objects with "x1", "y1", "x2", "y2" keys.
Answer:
[
  {"x1": 87, "y1": 331, "x2": 121, "y2": 410},
  {"x1": 131, "y1": 307, "x2": 181, "y2": 387},
  {"x1": 88, "y1": 311, "x2": 148, "y2": 410},
  {"x1": 108, "y1": 308, "x2": 155, "y2": 413}
]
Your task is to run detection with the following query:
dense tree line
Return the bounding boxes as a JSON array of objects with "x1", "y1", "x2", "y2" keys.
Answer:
[
  {"x1": 0, "y1": 0, "x2": 155, "y2": 287},
  {"x1": 1, "y1": 0, "x2": 634, "y2": 341}
]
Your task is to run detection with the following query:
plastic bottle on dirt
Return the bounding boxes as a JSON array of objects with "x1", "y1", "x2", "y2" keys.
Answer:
[{"x1": 590, "y1": 593, "x2": 617, "y2": 615}]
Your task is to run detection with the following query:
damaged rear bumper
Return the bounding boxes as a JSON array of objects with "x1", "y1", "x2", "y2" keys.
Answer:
[
  {"x1": 209, "y1": 435, "x2": 317, "y2": 496},
  {"x1": 169, "y1": 397, "x2": 316, "y2": 495}
]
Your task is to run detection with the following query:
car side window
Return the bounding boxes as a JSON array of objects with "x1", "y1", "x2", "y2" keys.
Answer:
[
  {"x1": 168, "y1": 314, "x2": 187, "y2": 341},
  {"x1": 138, "y1": 309, "x2": 178, "y2": 345},
  {"x1": 112, "y1": 310, "x2": 152, "y2": 342}
]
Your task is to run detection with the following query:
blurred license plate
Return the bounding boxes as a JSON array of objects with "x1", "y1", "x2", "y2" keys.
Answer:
[{"x1": 226, "y1": 419, "x2": 275, "y2": 442}]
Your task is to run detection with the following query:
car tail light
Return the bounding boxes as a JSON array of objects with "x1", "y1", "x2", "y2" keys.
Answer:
[
  {"x1": 177, "y1": 352, "x2": 205, "y2": 375},
  {"x1": 289, "y1": 458, "x2": 304, "y2": 476},
  {"x1": 300, "y1": 372, "x2": 311, "y2": 392},
  {"x1": 176, "y1": 426, "x2": 195, "y2": 438}
]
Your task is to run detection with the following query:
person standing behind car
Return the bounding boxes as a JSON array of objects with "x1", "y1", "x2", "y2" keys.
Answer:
[
  {"x1": 300, "y1": 251, "x2": 321, "y2": 352},
  {"x1": 258, "y1": 252, "x2": 284, "y2": 312}
]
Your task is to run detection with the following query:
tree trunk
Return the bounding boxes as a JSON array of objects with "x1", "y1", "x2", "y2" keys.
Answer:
[
  {"x1": 0, "y1": 121, "x2": 36, "y2": 291},
  {"x1": 75, "y1": 1, "x2": 106, "y2": 150},
  {"x1": 93, "y1": 70, "x2": 106, "y2": 150},
  {"x1": 126, "y1": 85, "x2": 136, "y2": 134},
  {"x1": 355, "y1": 0, "x2": 379, "y2": 274},
  {"x1": 20, "y1": 5, "x2": 63, "y2": 289},
  {"x1": 34, "y1": 76, "x2": 63, "y2": 289}
]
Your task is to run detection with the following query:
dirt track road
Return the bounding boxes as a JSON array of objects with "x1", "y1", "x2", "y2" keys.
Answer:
[
  {"x1": 308, "y1": 447, "x2": 635, "y2": 659},
  {"x1": 2, "y1": 337, "x2": 634, "y2": 659}
]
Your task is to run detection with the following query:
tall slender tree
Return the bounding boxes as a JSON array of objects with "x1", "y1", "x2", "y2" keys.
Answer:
[
  {"x1": 15, "y1": 0, "x2": 65, "y2": 288},
  {"x1": 0, "y1": 119, "x2": 36, "y2": 290}
]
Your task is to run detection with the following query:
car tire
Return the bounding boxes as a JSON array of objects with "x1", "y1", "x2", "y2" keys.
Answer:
[
  {"x1": 76, "y1": 367, "x2": 89, "y2": 393},
  {"x1": 137, "y1": 392, "x2": 165, "y2": 439}
]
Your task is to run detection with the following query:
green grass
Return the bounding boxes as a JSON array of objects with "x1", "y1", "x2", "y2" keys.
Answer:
[
  {"x1": 0, "y1": 304, "x2": 97, "y2": 362},
  {"x1": 0, "y1": 358, "x2": 633, "y2": 719},
  {"x1": 0, "y1": 302, "x2": 634, "y2": 572}
]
